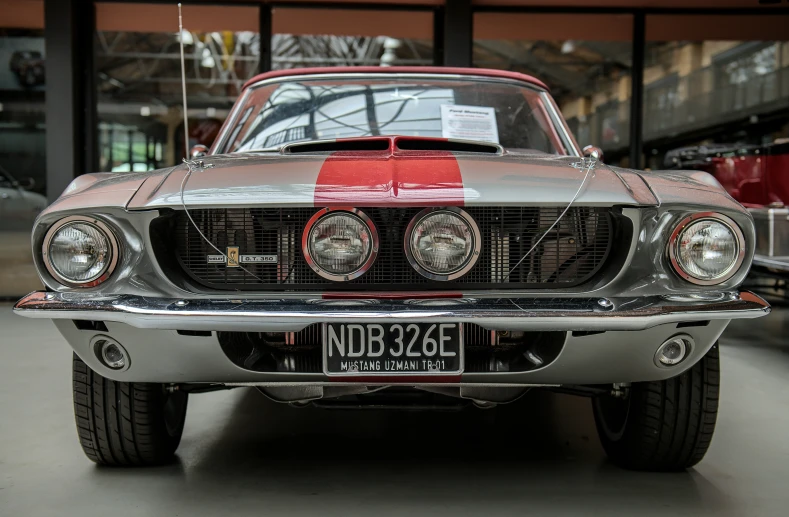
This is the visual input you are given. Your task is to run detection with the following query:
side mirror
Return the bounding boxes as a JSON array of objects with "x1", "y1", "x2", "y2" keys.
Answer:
[
  {"x1": 583, "y1": 145, "x2": 604, "y2": 162},
  {"x1": 190, "y1": 144, "x2": 209, "y2": 158}
]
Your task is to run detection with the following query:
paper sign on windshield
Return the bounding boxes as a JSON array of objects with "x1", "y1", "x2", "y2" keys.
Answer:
[{"x1": 440, "y1": 105, "x2": 499, "y2": 144}]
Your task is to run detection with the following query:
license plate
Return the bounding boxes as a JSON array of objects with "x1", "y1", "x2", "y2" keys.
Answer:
[{"x1": 323, "y1": 323, "x2": 463, "y2": 376}]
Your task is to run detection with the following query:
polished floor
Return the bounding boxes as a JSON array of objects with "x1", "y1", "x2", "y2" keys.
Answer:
[{"x1": 1, "y1": 303, "x2": 788, "y2": 517}]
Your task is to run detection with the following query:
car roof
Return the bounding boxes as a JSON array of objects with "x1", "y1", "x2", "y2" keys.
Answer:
[{"x1": 241, "y1": 66, "x2": 549, "y2": 92}]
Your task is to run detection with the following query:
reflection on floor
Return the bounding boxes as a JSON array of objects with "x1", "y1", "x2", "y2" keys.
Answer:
[{"x1": 0, "y1": 304, "x2": 788, "y2": 516}]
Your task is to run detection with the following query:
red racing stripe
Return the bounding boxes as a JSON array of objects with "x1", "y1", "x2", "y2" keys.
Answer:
[
  {"x1": 314, "y1": 137, "x2": 466, "y2": 302},
  {"x1": 313, "y1": 137, "x2": 464, "y2": 207},
  {"x1": 322, "y1": 292, "x2": 462, "y2": 300}
]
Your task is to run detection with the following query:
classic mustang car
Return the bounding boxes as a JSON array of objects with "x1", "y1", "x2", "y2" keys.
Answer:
[{"x1": 14, "y1": 67, "x2": 770, "y2": 471}]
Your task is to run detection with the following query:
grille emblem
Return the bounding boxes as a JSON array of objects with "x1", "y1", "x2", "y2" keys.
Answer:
[
  {"x1": 206, "y1": 250, "x2": 278, "y2": 265},
  {"x1": 226, "y1": 246, "x2": 240, "y2": 267},
  {"x1": 240, "y1": 254, "x2": 278, "y2": 264}
]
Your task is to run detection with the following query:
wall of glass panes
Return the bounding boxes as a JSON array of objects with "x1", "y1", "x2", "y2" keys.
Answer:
[
  {"x1": 0, "y1": 2, "x2": 46, "y2": 297},
  {"x1": 642, "y1": 15, "x2": 789, "y2": 170},
  {"x1": 472, "y1": 13, "x2": 634, "y2": 165},
  {"x1": 95, "y1": 2, "x2": 260, "y2": 169},
  {"x1": 271, "y1": 8, "x2": 433, "y2": 71}
]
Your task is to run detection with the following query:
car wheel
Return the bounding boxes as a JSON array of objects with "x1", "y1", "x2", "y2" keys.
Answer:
[
  {"x1": 592, "y1": 343, "x2": 719, "y2": 471},
  {"x1": 72, "y1": 354, "x2": 188, "y2": 466}
]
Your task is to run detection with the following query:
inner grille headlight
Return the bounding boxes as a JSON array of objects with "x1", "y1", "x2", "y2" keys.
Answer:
[
  {"x1": 303, "y1": 208, "x2": 378, "y2": 281},
  {"x1": 668, "y1": 213, "x2": 745, "y2": 285},
  {"x1": 42, "y1": 216, "x2": 119, "y2": 287},
  {"x1": 405, "y1": 207, "x2": 481, "y2": 281}
]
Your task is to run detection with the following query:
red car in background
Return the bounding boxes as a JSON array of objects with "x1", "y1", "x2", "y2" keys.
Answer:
[{"x1": 666, "y1": 141, "x2": 789, "y2": 272}]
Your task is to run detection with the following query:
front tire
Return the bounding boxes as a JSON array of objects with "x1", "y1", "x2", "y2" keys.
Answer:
[
  {"x1": 592, "y1": 343, "x2": 720, "y2": 471},
  {"x1": 72, "y1": 354, "x2": 188, "y2": 466}
]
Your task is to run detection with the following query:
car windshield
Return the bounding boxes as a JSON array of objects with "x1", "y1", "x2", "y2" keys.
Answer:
[{"x1": 221, "y1": 76, "x2": 570, "y2": 155}]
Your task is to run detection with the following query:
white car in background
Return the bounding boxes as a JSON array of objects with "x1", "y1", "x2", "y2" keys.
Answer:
[{"x1": 0, "y1": 166, "x2": 46, "y2": 231}]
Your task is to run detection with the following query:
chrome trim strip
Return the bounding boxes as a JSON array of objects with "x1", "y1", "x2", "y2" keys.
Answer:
[
  {"x1": 210, "y1": 86, "x2": 250, "y2": 155},
  {"x1": 769, "y1": 209, "x2": 775, "y2": 256},
  {"x1": 14, "y1": 291, "x2": 769, "y2": 332},
  {"x1": 541, "y1": 91, "x2": 582, "y2": 156},
  {"x1": 752, "y1": 254, "x2": 789, "y2": 271}
]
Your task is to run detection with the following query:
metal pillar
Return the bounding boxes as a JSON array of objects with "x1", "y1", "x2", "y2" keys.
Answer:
[
  {"x1": 259, "y1": 4, "x2": 273, "y2": 73},
  {"x1": 629, "y1": 12, "x2": 645, "y2": 169},
  {"x1": 433, "y1": 6, "x2": 445, "y2": 66},
  {"x1": 44, "y1": 0, "x2": 96, "y2": 202},
  {"x1": 443, "y1": 0, "x2": 473, "y2": 67}
]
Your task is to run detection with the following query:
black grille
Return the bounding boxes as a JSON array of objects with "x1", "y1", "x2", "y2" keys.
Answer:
[{"x1": 166, "y1": 207, "x2": 613, "y2": 291}]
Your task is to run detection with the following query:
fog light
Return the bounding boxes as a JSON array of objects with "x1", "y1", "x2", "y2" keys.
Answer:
[
  {"x1": 91, "y1": 336, "x2": 129, "y2": 371},
  {"x1": 102, "y1": 343, "x2": 125, "y2": 368},
  {"x1": 655, "y1": 335, "x2": 693, "y2": 367}
]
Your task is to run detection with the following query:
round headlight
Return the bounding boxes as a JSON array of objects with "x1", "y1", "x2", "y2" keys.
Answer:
[
  {"x1": 668, "y1": 213, "x2": 745, "y2": 285},
  {"x1": 405, "y1": 207, "x2": 481, "y2": 281},
  {"x1": 303, "y1": 208, "x2": 378, "y2": 281},
  {"x1": 42, "y1": 216, "x2": 119, "y2": 287}
]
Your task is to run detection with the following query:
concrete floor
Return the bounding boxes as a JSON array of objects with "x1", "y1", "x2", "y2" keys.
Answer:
[{"x1": 1, "y1": 303, "x2": 788, "y2": 516}]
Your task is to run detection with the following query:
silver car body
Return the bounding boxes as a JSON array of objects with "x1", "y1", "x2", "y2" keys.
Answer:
[{"x1": 14, "y1": 69, "x2": 770, "y2": 401}]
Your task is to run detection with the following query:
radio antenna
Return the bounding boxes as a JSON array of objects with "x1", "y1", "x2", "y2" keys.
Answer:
[
  {"x1": 178, "y1": 3, "x2": 189, "y2": 158},
  {"x1": 175, "y1": 3, "x2": 265, "y2": 284}
]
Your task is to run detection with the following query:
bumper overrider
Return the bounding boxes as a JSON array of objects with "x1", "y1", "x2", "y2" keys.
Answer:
[{"x1": 14, "y1": 290, "x2": 769, "y2": 386}]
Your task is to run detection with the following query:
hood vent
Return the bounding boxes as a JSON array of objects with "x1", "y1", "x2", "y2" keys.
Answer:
[
  {"x1": 395, "y1": 138, "x2": 501, "y2": 154},
  {"x1": 282, "y1": 139, "x2": 390, "y2": 154},
  {"x1": 282, "y1": 137, "x2": 502, "y2": 155}
]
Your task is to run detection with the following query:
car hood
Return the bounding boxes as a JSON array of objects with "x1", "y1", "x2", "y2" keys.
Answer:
[{"x1": 128, "y1": 149, "x2": 658, "y2": 209}]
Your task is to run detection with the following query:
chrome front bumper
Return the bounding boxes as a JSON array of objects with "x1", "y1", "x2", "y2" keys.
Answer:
[
  {"x1": 13, "y1": 291, "x2": 769, "y2": 332},
  {"x1": 13, "y1": 291, "x2": 770, "y2": 385}
]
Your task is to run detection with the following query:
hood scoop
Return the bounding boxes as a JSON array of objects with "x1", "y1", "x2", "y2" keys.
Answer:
[
  {"x1": 396, "y1": 138, "x2": 501, "y2": 154},
  {"x1": 281, "y1": 136, "x2": 502, "y2": 155},
  {"x1": 282, "y1": 139, "x2": 390, "y2": 154}
]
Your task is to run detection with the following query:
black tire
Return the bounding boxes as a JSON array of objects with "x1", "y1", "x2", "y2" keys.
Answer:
[
  {"x1": 592, "y1": 343, "x2": 720, "y2": 471},
  {"x1": 72, "y1": 354, "x2": 188, "y2": 466}
]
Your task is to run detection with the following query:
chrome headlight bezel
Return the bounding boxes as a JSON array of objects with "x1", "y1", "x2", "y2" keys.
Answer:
[
  {"x1": 404, "y1": 207, "x2": 481, "y2": 281},
  {"x1": 41, "y1": 215, "x2": 120, "y2": 288},
  {"x1": 302, "y1": 207, "x2": 379, "y2": 282},
  {"x1": 667, "y1": 212, "x2": 746, "y2": 286}
]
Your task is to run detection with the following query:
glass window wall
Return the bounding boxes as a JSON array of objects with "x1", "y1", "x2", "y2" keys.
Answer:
[
  {"x1": 473, "y1": 13, "x2": 634, "y2": 163},
  {"x1": 95, "y1": 2, "x2": 260, "y2": 170},
  {"x1": 643, "y1": 15, "x2": 789, "y2": 177},
  {"x1": 0, "y1": 1, "x2": 46, "y2": 297},
  {"x1": 271, "y1": 8, "x2": 433, "y2": 70}
]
